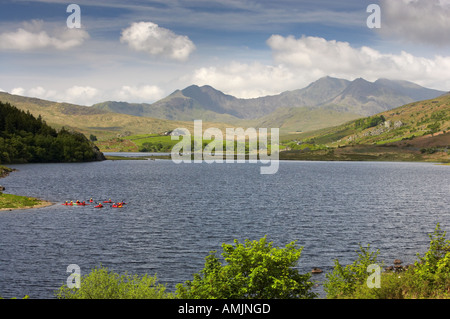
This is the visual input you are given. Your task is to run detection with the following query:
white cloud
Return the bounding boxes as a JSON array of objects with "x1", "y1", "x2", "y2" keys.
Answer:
[
  {"x1": 0, "y1": 20, "x2": 89, "y2": 51},
  {"x1": 191, "y1": 61, "x2": 298, "y2": 98},
  {"x1": 267, "y1": 35, "x2": 450, "y2": 90},
  {"x1": 8, "y1": 85, "x2": 98, "y2": 105},
  {"x1": 5, "y1": 84, "x2": 165, "y2": 106},
  {"x1": 65, "y1": 86, "x2": 99, "y2": 104},
  {"x1": 28, "y1": 86, "x2": 57, "y2": 100},
  {"x1": 120, "y1": 21, "x2": 196, "y2": 61},
  {"x1": 115, "y1": 85, "x2": 165, "y2": 102},
  {"x1": 188, "y1": 34, "x2": 450, "y2": 97},
  {"x1": 379, "y1": 0, "x2": 450, "y2": 45},
  {"x1": 11, "y1": 87, "x2": 26, "y2": 96}
]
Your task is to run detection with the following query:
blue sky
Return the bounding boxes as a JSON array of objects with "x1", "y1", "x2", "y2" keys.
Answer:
[{"x1": 0, "y1": 0, "x2": 449, "y2": 105}]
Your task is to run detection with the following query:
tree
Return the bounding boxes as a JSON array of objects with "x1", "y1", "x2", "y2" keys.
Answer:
[
  {"x1": 0, "y1": 102, "x2": 103, "y2": 163},
  {"x1": 176, "y1": 236, "x2": 317, "y2": 299}
]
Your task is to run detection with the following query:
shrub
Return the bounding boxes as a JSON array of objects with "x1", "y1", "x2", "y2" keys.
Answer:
[
  {"x1": 55, "y1": 265, "x2": 173, "y2": 299},
  {"x1": 324, "y1": 224, "x2": 450, "y2": 299},
  {"x1": 408, "y1": 223, "x2": 450, "y2": 297},
  {"x1": 175, "y1": 236, "x2": 317, "y2": 299},
  {"x1": 323, "y1": 244, "x2": 381, "y2": 299}
]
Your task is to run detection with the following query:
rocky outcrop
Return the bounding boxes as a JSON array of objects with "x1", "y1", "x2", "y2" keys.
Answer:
[
  {"x1": 385, "y1": 259, "x2": 409, "y2": 272},
  {"x1": 347, "y1": 120, "x2": 406, "y2": 142},
  {"x1": 311, "y1": 267, "x2": 323, "y2": 274},
  {"x1": 92, "y1": 144, "x2": 106, "y2": 161}
]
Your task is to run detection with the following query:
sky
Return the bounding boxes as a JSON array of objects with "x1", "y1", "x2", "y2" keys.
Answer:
[{"x1": 0, "y1": 0, "x2": 449, "y2": 106}]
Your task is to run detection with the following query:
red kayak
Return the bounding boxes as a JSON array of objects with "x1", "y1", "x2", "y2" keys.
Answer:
[
  {"x1": 103, "y1": 200, "x2": 113, "y2": 203},
  {"x1": 94, "y1": 204, "x2": 103, "y2": 208}
]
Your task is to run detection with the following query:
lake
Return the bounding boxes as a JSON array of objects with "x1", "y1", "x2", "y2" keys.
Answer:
[{"x1": 0, "y1": 158, "x2": 449, "y2": 299}]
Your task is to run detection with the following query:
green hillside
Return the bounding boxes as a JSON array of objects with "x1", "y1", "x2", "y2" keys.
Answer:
[
  {"x1": 280, "y1": 94, "x2": 450, "y2": 162},
  {"x1": 0, "y1": 101, "x2": 105, "y2": 164},
  {"x1": 0, "y1": 92, "x2": 206, "y2": 141},
  {"x1": 0, "y1": 92, "x2": 233, "y2": 153},
  {"x1": 240, "y1": 106, "x2": 361, "y2": 135}
]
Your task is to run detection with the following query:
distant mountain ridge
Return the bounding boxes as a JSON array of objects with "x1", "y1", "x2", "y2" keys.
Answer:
[
  {"x1": 92, "y1": 77, "x2": 446, "y2": 124},
  {"x1": 0, "y1": 76, "x2": 446, "y2": 140}
]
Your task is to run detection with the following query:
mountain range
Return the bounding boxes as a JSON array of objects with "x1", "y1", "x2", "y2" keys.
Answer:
[
  {"x1": 0, "y1": 76, "x2": 446, "y2": 139},
  {"x1": 92, "y1": 76, "x2": 446, "y2": 133}
]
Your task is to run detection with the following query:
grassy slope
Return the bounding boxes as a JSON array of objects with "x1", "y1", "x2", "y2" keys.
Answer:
[
  {"x1": 239, "y1": 106, "x2": 361, "y2": 136},
  {"x1": 280, "y1": 95, "x2": 450, "y2": 162},
  {"x1": 0, "y1": 92, "x2": 220, "y2": 140},
  {"x1": 0, "y1": 193, "x2": 52, "y2": 211},
  {"x1": 0, "y1": 166, "x2": 51, "y2": 211}
]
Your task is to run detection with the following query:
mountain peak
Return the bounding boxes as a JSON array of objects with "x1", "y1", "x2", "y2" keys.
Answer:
[
  {"x1": 90, "y1": 76, "x2": 445, "y2": 124},
  {"x1": 352, "y1": 77, "x2": 371, "y2": 84}
]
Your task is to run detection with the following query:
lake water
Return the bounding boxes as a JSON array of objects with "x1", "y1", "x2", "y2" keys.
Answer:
[{"x1": 0, "y1": 159, "x2": 449, "y2": 299}]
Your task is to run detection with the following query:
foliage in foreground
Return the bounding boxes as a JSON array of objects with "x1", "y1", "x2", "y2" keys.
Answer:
[
  {"x1": 175, "y1": 236, "x2": 317, "y2": 299},
  {"x1": 55, "y1": 266, "x2": 173, "y2": 299},
  {"x1": 323, "y1": 244, "x2": 381, "y2": 299},
  {"x1": 324, "y1": 223, "x2": 450, "y2": 299},
  {"x1": 48, "y1": 225, "x2": 450, "y2": 299},
  {"x1": 55, "y1": 237, "x2": 316, "y2": 299}
]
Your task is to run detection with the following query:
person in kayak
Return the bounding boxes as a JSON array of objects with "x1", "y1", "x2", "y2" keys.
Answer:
[{"x1": 95, "y1": 203, "x2": 103, "y2": 208}]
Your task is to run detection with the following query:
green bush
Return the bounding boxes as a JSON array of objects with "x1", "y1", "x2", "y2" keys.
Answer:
[
  {"x1": 41, "y1": 227, "x2": 450, "y2": 299},
  {"x1": 408, "y1": 223, "x2": 450, "y2": 297},
  {"x1": 55, "y1": 265, "x2": 173, "y2": 299},
  {"x1": 323, "y1": 244, "x2": 381, "y2": 299},
  {"x1": 175, "y1": 236, "x2": 317, "y2": 299},
  {"x1": 354, "y1": 115, "x2": 386, "y2": 130},
  {"x1": 324, "y1": 224, "x2": 450, "y2": 299}
]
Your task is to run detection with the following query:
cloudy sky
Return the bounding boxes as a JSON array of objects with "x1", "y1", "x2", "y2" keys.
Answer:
[{"x1": 0, "y1": 0, "x2": 449, "y2": 105}]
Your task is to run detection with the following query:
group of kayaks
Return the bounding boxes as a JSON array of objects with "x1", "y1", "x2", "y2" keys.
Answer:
[{"x1": 62, "y1": 198, "x2": 127, "y2": 208}]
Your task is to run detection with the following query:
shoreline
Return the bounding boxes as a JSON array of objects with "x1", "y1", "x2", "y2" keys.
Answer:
[
  {"x1": 0, "y1": 199, "x2": 54, "y2": 212},
  {"x1": 105, "y1": 153, "x2": 450, "y2": 164},
  {"x1": 0, "y1": 165, "x2": 54, "y2": 212}
]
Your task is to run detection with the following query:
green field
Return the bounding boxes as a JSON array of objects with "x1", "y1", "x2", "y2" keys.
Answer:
[
  {"x1": 123, "y1": 134, "x2": 180, "y2": 152},
  {"x1": 98, "y1": 131, "x2": 278, "y2": 155},
  {"x1": 0, "y1": 193, "x2": 51, "y2": 211}
]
